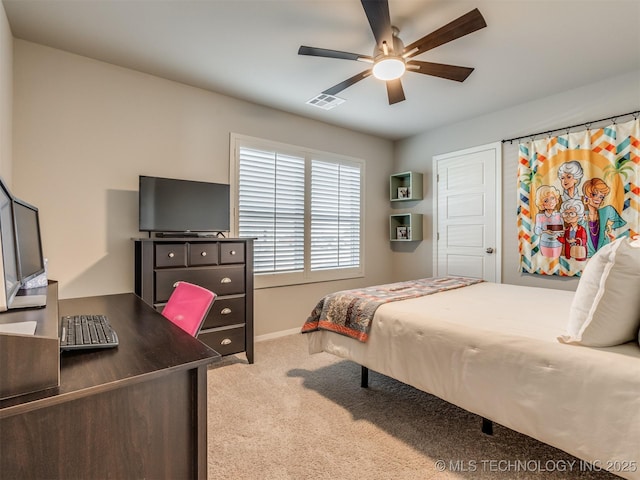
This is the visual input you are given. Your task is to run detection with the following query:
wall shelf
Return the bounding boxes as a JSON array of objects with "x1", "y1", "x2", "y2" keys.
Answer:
[
  {"x1": 390, "y1": 213, "x2": 423, "y2": 242},
  {"x1": 390, "y1": 171, "x2": 423, "y2": 202}
]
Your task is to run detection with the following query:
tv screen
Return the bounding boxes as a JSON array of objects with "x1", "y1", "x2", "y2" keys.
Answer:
[
  {"x1": 0, "y1": 178, "x2": 20, "y2": 311},
  {"x1": 139, "y1": 176, "x2": 230, "y2": 233},
  {"x1": 13, "y1": 198, "x2": 45, "y2": 283}
]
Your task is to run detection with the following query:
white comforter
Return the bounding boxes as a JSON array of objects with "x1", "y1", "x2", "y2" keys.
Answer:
[{"x1": 308, "y1": 282, "x2": 640, "y2": 479}]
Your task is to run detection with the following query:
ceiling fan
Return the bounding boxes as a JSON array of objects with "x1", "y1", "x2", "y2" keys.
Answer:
[{"x1": 298, "y1": 0, "x2": 487, "y2": 105}]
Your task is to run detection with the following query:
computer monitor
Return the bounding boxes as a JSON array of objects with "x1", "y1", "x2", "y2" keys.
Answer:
[
  {"x1": 0, "y1": 178, "x2": 20, "y2": 312},
  {"x1": 13, "y1": 198, "x2": 45, "y2": 284}
]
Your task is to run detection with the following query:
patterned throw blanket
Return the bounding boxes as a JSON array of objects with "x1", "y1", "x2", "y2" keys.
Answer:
[{"x1": 301, "y1": 276, "x2": 483, "y2": 342}]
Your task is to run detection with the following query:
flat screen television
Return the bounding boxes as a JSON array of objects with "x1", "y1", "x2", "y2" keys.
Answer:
[
  {"x1": 139, "y1": 175, "x2": 230, "y2": 234},
  {"x1": 13, "y1": 198, "x2": 45, "y2": 284}
]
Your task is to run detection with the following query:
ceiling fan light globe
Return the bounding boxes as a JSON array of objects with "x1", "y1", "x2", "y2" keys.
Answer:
[{"x1": 372, "y1": 57, "x2": 406, "y2": 81}]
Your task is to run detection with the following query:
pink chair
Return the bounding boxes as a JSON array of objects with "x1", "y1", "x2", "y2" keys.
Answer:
[{"x1": 162, "y1": 281, "x2": 216, "y2": 337}]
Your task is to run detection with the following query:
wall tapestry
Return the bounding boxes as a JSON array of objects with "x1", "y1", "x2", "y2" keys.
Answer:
[{"x1": 517, "y1": 116, "x2": 639, "y2": 276}]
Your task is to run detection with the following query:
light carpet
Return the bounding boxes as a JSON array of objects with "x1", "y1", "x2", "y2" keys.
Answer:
[{"x1": 206, "y1": 333, "x2": 618, "y2": 480}]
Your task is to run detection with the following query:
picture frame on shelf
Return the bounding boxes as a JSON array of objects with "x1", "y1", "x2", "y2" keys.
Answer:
[
  {"x1": 397, "y1": 187, "x2": 410, "y2": 199},
  {"x1": 396, "y1": 226, "x2": 408, "y2": 240}
]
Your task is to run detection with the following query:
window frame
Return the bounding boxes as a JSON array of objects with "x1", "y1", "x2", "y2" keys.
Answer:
[{"x1": 230, "y1": 133, "x2": 365, "y2": 289}]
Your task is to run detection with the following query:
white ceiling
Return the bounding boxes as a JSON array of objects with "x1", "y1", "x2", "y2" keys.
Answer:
[{"x1": 3, "y1": 0, "x2": 640, "y2": 140}]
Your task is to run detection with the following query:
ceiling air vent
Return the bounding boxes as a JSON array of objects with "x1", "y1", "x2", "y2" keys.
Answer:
[{"x1": 306, "y1": 93, "x2": 345, "y2": 110}]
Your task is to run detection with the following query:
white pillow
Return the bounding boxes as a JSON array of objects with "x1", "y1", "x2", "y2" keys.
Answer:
[
  {"x1": 559, "y1": 236, "x2": 640, "y2": 347},
  {"x1": 634, "y1": 236, "x2": 640, "y2": 348}
]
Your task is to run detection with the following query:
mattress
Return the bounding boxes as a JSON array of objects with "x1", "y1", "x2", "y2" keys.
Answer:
[{"x1": 307, "y1": 282, "x2": 640, "y2": 479}]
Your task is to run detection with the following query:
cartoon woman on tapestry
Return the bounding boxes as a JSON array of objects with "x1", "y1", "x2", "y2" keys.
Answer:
[
  {"x1": 559, "y1": 199, "x2": 587, "y2": 261},
  {"x1": 582, "y1": 177, "x2": 627, "y2": 257},
  {"x1": 534, "y1": 185, "x2": 563, "y2": 257},
  {"x1": 557, "y1": 160, "x2": 584, "y2": 202}
]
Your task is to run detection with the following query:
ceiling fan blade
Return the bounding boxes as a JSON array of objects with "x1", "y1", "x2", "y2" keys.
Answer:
[
  {"x1": 322, "y1": 70, "x2": 372, "y2": 96},
  {"x1": 408, "y1": 61, "x2": 474, "y2": 82},
  {"x1": 298, "y1": 46, "x2": 372, "y2": 62},
  {"x1": 404, "y1": 8, "x2": 487, "y2": 58},
  {"x1": 361, "y1": 0, "x2": 393, "y2": 49},
  {"x1": 386, "y1": 78, "x2": 405, "y2": 104}
]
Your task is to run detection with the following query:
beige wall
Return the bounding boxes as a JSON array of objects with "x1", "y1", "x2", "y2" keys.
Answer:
[
  {"x1": 12, "y1": 33, "x2": 639, "y2": 337},
  {"x1": 12, "y1": 40, "x2": 394, "y2": 337},
  {"x1": 393, "y1": 69, "x2": 640, "y2": 291},
  {"x1": 0, "y1": 2, "x2": 12, "y2": 182}
]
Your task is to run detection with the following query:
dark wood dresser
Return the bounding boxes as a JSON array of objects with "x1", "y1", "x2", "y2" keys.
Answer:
[{"x1": 134, "y1": 237, "x2": 254, "y2": 363}]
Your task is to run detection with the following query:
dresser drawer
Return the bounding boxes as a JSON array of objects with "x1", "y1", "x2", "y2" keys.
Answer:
[
  {"x1": 220, "y1": 243, "x2": 245, "y2": 264},
  {"x1": 155, "y1": 266, "x2": 245, "y2": 302},
  {"x1": 203, "y1": 295, "x2": 245, "y2": 329},
  {"x1": 198, "y1": 326, "x2": 245, "y2": 356},
  {"x1": 155, "y1": 244, "x2": 187, "y2": 268},
  {"x1": 189, "y1": 242, "x2": 219, "y2": 266}
]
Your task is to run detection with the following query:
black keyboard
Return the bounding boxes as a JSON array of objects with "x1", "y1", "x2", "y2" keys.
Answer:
[{"x1": 60, "y1": 314, "x2": 119, "y2": 351}]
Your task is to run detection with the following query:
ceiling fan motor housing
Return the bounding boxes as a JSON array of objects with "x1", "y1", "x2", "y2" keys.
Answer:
[{"x1": 373, "y1": 27, "x2": 404, "y2": 59}]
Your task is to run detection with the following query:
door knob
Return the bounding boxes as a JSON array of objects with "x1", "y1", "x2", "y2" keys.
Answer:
[{"x1": 486, "y1": 247, "x2": 494, "y2": 254}]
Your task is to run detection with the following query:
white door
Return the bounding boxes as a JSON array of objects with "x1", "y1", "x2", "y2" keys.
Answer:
[{"x1": 433, "y1": 142, "x2": 501, "y2": 282}]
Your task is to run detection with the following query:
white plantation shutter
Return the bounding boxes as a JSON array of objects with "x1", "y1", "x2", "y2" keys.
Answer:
[
  {"x1": 238, "y1": 147, "x2": 305, "y2": 273},
  {"x1": 311, "y1": 160, "x2": 361, "y2": 270},
  {"x1": 233, "y1": 135, "x2": 363, "y2": 286}
]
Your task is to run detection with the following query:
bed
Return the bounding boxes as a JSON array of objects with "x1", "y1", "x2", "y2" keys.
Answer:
[{"x1": 302, "y1": 238, "x2": 640, "y2": 480}]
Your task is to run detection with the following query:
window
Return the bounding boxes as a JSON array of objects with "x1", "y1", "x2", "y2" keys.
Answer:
[
  {"x1": 237, "y1": 147, "x2": 305, "y2": 273},
  {"x1": 310, "y1": 160, "x2": 361, "y2": 271},
  {"x1": 231, "y1": 135, "x2": 364, "y2": 288}
]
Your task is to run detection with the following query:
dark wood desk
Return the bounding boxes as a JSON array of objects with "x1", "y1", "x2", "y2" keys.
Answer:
[{"x1": 0, "y1": 293, "x2": 220, "y2": 479}]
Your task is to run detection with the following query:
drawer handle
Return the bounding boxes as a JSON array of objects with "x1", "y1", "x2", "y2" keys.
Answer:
[
  {"x1": 200, "y1": 251, "x2": 207, "y2": 257},
  {"x1": 221, "y1": 338, "x2": 232, "y2": 346},
  {"x1": 230, "y1": 250, "x2": 236, "y2": 255},
  {"x1": 221, "y1": 277, "x2": 232, "y2": 284},
  {"x1": 168, "y1": 252, "x2": 175, "y2": 258},
  {"x1": 221, "y1": 307, "x2": 232, "y2": 315}
]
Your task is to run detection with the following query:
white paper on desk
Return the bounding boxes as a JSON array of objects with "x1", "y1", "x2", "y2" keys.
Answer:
[{"x1": 0, "y1": 320, "x2": 37, "y2": 335}]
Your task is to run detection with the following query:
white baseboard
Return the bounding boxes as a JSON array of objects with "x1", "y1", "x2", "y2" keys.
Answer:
[{"x1": 255, "y1": 327, "x2": 301, "y2": 343}]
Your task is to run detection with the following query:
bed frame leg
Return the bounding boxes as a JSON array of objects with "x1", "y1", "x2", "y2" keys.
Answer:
[
  {"x1": 481, "y1": 417, "x2": 493, "y2": 435},
  {"x1": 361, "y1": 366, "x2": 368, "y2": 388}
]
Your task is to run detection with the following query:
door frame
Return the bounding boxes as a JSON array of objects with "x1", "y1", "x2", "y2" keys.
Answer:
[{"x1": 432, "y1": 141, "x2": 502, "y2": 282}]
